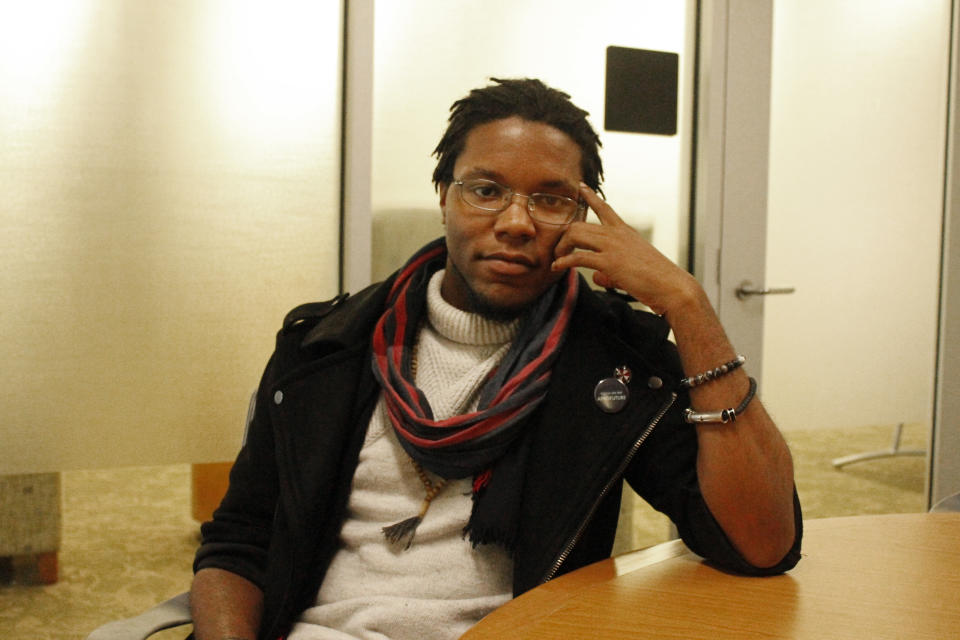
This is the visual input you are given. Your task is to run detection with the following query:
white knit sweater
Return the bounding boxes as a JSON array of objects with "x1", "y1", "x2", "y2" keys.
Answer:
[{"x1": 287, "y1": 271, "x2": 518, "y2": 640}]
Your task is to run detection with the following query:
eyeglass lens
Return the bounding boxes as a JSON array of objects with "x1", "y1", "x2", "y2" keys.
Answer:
[{"x1": 457, "y1": 179, "x2": 578, "y2": 224}]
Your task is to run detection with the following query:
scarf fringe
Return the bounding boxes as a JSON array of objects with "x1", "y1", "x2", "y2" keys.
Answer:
[{"x1": 462, "y1": 520, "x2": 517, "y2": 552}]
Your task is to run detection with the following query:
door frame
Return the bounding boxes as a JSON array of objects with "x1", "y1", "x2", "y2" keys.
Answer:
[
  {"x1": 341, "y1": 0, "x2": 375, "y2": 294},
  {"x1": 690, "y1": 0, "x2": 773, "y2": 383},
  {"x1": 932, "y1": 0, "x2": 960, "y2": 507}
]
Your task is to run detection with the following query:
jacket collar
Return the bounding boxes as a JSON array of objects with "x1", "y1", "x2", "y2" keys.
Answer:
[{"x1": 300, "y1": 275, "x2": 397, "y2": 352}]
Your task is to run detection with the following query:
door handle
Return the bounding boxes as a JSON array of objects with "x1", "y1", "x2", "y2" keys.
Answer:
[{"x1": 736, "y1": 280, "x2": 796, "y2": 300}]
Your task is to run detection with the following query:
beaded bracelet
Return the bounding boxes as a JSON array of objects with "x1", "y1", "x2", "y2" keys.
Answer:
[
  {"x1": 684, "y1": 377, "x2": 757, "y2": 424},
  {"x1": 680, "y1": 355, "x2": 746, "y2": 389}
]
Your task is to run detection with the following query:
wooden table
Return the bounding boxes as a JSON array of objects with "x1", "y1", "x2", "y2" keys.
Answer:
[{"x1": 461, "y1": 513, "x2": 960, "y2": 639}]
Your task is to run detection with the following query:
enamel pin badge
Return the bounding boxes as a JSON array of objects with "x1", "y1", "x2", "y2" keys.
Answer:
[{"x1": 594, "y1": 366, "x2": 631, "y2": 414}]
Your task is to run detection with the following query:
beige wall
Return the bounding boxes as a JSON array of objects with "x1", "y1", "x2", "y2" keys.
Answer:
[
  {"x1": 762, "y1": 0, "x2": 951, "y2": 431},
  {"x1": 1, "y1": 2, "x2": 342, "y2": 473}
]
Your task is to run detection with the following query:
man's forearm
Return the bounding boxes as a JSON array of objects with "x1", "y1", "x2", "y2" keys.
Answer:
[
  {"x1": 666, "y1": 286, "x2": 797, "y2": 568},
  {"x1": 693, "y1": 387, "x2": 797, "y2": 567},
  {"x1": 191, "y1": 567, "x2": 264, "y2": 640}
]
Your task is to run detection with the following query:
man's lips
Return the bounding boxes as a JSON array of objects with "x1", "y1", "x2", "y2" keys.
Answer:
[
  {"x1": 481, "y1": 252, "x2": 537, "y2": 275},
  {"x1": 485, "y1": 252, "x2": 535, "y2": 267}
]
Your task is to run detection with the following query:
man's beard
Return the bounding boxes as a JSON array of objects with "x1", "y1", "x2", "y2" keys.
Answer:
[{"x1": 445, "y1": 260, "x2": 532, "y2": 322}]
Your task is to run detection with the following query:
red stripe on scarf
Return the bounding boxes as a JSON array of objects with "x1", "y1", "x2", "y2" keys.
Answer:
[
  {"x1": 383, "y1": 369, "x2": 546, "y2": 436},
  {"x1": 387, "y1": 244, "x2": 446, "y2": 300},
  {"x1": 381, "y1": 243, "x2": 446, "y2": 417},
  {"x1": 389, "y1": 400, "x2": 533, "y2": 447},
  {"x1": 392, "y1": 286, "x2": 428, "y2": 415}
]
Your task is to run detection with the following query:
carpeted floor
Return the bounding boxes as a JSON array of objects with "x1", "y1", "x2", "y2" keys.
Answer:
[{"x1": 1, "y1": 423, "x2": 929, "y2": 640}]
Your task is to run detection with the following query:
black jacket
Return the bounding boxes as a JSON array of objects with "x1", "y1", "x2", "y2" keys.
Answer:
[{"x1": 194, "y1": 275, "x2": 802, "y2": 640}]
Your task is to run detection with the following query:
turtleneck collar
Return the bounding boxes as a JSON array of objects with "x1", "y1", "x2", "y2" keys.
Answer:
[{"x1": 426, "y1": 271, "x2": 520, "y2": 346}]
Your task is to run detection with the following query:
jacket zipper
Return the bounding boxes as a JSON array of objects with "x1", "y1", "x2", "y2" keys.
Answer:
[{"x1": 540, "y1": 391, "x2": 677, "y2": 585}]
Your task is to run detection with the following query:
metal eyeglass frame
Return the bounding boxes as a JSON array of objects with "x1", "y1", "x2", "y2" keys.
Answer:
[{"x1": 452, "y1": 178, "x2": 586, "y2": 226}]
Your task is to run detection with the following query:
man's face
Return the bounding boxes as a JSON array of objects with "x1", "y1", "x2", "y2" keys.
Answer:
[{"x1": 438, "y1": 116, "x2": 583, "y2": 318}]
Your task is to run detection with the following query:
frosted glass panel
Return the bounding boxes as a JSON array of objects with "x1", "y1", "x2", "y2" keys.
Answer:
[
  {"x1": 763, "y1": 0, "x2": 949, "y2": 432},
  {"x1": 1, "y1": 1, "x2": 342, "y2": 473},
  {"x1": 370, "y1": 0, "x2": 693, "y2": 278}
]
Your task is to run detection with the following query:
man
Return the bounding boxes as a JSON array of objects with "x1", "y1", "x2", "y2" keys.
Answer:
[{"x1": 190, "y1": 78, "x2": 801, "y2": 640}]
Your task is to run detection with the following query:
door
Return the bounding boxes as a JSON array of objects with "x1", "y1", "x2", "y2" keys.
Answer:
[
  {"x1": 691, "y1": 0, "x2": 774, "y2": 378},
  {"x1": 696, "y1": 0, "x2": 953, "y2": 510}
]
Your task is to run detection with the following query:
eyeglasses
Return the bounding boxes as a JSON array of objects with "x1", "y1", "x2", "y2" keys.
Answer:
[{"x1": 453, "y1": 178, "x2": 585, "y2": 226}]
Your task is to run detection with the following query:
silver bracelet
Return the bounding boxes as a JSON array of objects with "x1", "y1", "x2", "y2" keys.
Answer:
[
  {"x1": 680, "y1": 355, "x2": 746, "y2": 389},
  {"x1": 684, "y1": 377, "x2": 757, "y2": 424}
]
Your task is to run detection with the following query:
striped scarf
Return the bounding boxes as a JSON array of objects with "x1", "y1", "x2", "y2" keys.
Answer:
[{"x1": 371, "y1": 237, "x2": 579, "y2": 548}]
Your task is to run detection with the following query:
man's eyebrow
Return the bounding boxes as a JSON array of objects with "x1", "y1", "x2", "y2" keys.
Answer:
[
  {"x1": 538, "y1": 179, "x2": 578, "y2": 192},
  {"x1": 460, "y1": 168, "x2": 503, "y2": 181},
  {"x1": 461, "y1": 169, "x2": 577, "y2": 193}
]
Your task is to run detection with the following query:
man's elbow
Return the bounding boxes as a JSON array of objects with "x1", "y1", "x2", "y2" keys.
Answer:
[
  {"x1": 738, "y1": 513, "x2": 801, "y2": 572},
  {"x1": 742, "y1": 537, "x2": 796, "y2": 570}
]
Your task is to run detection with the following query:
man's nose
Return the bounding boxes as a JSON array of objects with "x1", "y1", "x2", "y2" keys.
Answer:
[{"x1": 494, "y1": 194, "x2": 536, "y2": 236}]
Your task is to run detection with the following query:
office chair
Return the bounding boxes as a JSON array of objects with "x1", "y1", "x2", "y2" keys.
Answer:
[
  {"x1": 831, "y1": 422, "x2": 925, "y2": 468},
  {"x1": 85, "y1": 592, "x2": 191, "y2": 640},
  {"x1": 85, "y1": 392, "x2": 258, "y2": 640}
]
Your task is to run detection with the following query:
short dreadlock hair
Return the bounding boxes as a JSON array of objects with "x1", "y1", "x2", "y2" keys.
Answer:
[{"x1": 431, "y1": 78, "x2": 604, "y2": 194}]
